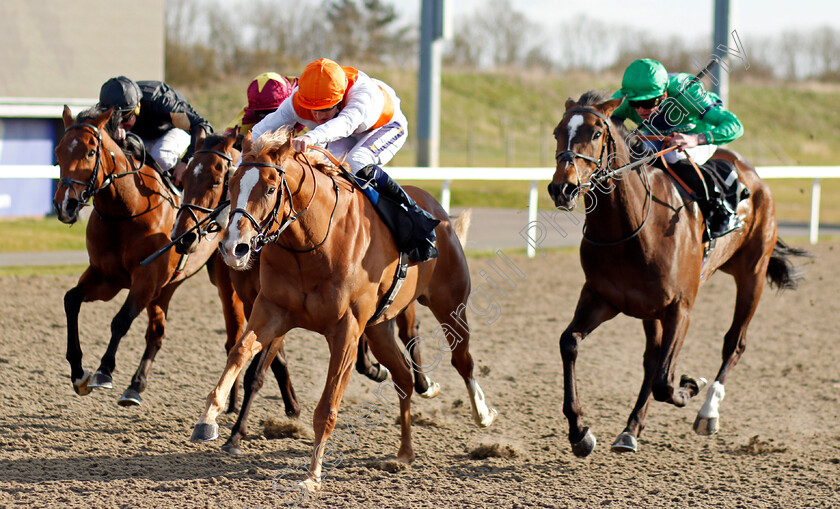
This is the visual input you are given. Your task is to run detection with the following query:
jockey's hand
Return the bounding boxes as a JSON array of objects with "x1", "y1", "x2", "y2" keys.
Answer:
[
  {"x1": 669, "y1": 133, "x2": 702, "y2": 150},
  {"x1": 172, "y1": 161, "x2": 188, "y2": 186},
  {"x1": 291, "y1": 135, "x2": 312, "y2": 153},
  {"x1": 114, "y1": 126, "x2": 127, "y2": 144}
]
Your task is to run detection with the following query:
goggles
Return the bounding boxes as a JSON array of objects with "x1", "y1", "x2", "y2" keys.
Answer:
[{"x1": 628, "y1": 95, "x2": 663, "y2": 109}]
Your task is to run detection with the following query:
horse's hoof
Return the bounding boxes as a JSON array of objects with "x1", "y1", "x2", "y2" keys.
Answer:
[
  {"x1": 221, "y1": 443, "x2": 242, "y2": 456},
  {"x1": 88, "y1": 371, "x2": 113, "y2": 389},
  {"x1": 476, "y1": 407, "x2": 498, "y2": 428},
  {"x1": 117, "y1": 389, "x2": 142, "y2": 407},
  {"x1": 693, "y1": 415, "x2": 719, "y2": 436},
  {"x1": 611, "y1": 432, "x2": 638, "y2": 453},
  {"x1": 225, "y1": 405, "x2": 240, "y2": 415},
  {"x1": 285, "y1": 405, "x2": 301, "y2": 418},
  {"x1": 372, "y1": 364, "x2": 390, "y2": 383},
  {"x1": 72, "y1": 369, "x2": 93, "y2": 396},
  {"x1": 190, "y1": 422, "x2": 219, "y2": 442},
  {"x1": 571, "y1": 428, "x2": 597, "y2": 457},
  {"x1": 418, "y1": 381, "x2": 440, "y2": 399},
  {"x1": 680, "y1": 374, "x2": 708, "y2": 395}
]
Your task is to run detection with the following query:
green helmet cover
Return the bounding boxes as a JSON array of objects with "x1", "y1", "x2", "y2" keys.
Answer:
[{"x1": 620, "y1": 59, "x2": 668, "y2": 101}]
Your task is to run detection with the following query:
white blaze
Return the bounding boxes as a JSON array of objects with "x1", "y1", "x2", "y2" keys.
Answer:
[
  {"x1": 566, "y1": 114, "x2": 584, "y2": 150},
  {"x1": 227, "y1": 167, "x2": 259, "y2": 244}
]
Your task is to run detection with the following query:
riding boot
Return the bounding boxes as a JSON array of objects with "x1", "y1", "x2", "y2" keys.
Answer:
[
  {"x1": 705, "y1": 196, "x2": 743, "y2": 239},
  {"x1": 357, "y1": 164, "x2": 440, "y2": 262}
]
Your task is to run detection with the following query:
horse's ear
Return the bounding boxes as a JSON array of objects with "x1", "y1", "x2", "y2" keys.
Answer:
[
  {"x1": 225, "y1": 126, "x2": 239, "y2": 150},
  {"x1": 62, "y1": 105, "x2": 74, "y2": 128},
  {"x1": 94, "y1": 108, "x2": 113, "y2": 129},
  {"x1": 194, "y1": 126, "x2": 208, "y2": 151},
  {"x1": 242, "y1": 131, "x2": 253, "y2": 154},
  {"x1": 600, "y1": 97, "x2": 625, "y2": 116},
  {"x1": 564, "y1": 98, "x2": 578, "y2": 111}
]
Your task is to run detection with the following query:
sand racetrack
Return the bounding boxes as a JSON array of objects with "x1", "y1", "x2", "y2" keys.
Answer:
[{"x1": 1, "y1": 241, "x2": 838, "y2": 508}]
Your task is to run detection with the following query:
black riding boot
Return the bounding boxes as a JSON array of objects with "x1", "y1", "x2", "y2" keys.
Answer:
[{"x1": 357, "y1": 164, "x2": 440, "y2": 262}]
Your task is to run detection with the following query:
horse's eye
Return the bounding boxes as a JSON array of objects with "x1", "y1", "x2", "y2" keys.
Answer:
[
  {"x1": 212, "y1": 180, "x2": 222, "y2": 188},
  {"x1": 593, "y1": 131, "x2": 602, "y2": 140},
  {"x1": 87, "y1": 149, "x2": 96, "y2": 158},
  {"x1": 267, "y1": 187, "x2": 276, "y2": 195}
]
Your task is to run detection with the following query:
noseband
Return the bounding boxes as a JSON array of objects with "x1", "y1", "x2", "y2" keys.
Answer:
[
  {"x1": 176, "y1": 148, "x2": 234, "y2": 239},
  {"x1": 57, "y1": 123, "x2": 117, "y2": 204}
]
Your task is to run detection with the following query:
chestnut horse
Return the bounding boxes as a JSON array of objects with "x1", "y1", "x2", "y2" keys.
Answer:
[
  {"x1": 173, "y1": 133, "x2": 439, "y2": 453},
  {"x1": 53, "y1": 105, "x2": 219, "y2": 405},
  {"x1": 546, "y1": 91, "x2": 809, "y2": 457},
  {"x1": 191, "y1": 127, "x2": 497, "y2": 493}
]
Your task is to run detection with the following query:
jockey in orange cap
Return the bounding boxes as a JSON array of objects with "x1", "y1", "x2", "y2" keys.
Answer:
[{"x1": 251, "y1": 58, "x2": 439, "y2": 262}]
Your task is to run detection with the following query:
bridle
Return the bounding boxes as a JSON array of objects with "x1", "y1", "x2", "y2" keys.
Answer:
[
  {"x1": 229, "y1": 153, "x2": 339, "y2": 253},
  {"x1": 175, "y1": 148, "x2": 234, "y2": 240},
  {"x1": 555, "y1": 108, "x2": 619, "y2": 189},
  {"x1": 555, "y1": 107, "x2": 653, "y2": 246},
  {"x1": 57, "y1": 123, "x2": 118, "y2": 205}
]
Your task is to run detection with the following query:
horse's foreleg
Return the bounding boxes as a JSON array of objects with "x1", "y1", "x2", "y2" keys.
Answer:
[
  {"x1": 613, "y1": 319, "x2": 661, "y2": 453},
  {"x1": 210, "y1": 258, "x2": 247, "y2": 414},
  {"x1": 269, "y1": 343, "x2": 300, "y2": 417},
  {"x1": 695, "y1": 266, "x2": 766, "y2": 435},
  {"x1": 192, "y1": 298, "x2": 288, "y2": 443},
  {"x1": 118, "y1": 282, "x2": 182, "y2": 406},
  {"x1": 223, "y1": 336, "x2": 287, "y2": 455},
  {"x1": 303, "y1": 322, "x2": 362, "y2": 494},
  {"x1": 560, "y1": 285, "x2": 619, "y2": 457},
  {"x1": 64, "y1": 269, "x2": 122, "y2": 395}
]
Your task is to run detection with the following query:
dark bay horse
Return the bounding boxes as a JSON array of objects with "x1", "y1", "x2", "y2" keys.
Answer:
[
  {"x1": 547, "y1": 92, "x2": 809, "y2": 457},
  {"x1": 173, "y1": 133, "x2": 440, "y2": 452},
  {"x1": 53, "y1": 105, "x2": 219, "y2": 405},
  {"x1": 191, "y1": 127, "x2": 496, "y2": 493}
]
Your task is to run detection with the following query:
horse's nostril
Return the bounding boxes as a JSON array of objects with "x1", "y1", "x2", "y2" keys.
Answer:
[{"x1": 233, "y1": 243, "x2": 250, "y2": 258}]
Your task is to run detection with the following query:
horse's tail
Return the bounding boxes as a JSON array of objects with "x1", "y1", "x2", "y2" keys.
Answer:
[
  {"x1": 452, "y1": 209, "x2": 472, "y2": 249},
  {"x1": 766, "y1": 238, "x2": 813, "y2": 291}
]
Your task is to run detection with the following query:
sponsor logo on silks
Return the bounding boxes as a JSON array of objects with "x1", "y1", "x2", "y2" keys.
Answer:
[{"x1": 368, "y1": 125, "x2": 405, "y2": 153}]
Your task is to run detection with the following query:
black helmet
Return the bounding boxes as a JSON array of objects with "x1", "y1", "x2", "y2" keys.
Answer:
[{"x1": 99, "y1": 76, "x2": 141, "y2": 113}]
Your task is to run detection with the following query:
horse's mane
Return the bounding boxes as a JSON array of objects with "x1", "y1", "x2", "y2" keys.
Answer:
[
  {"x1": 201, "y1": 133, "x2": 228, "y2": 149},
  {"x1": 575, "y1": 89, "x2": 640, "y2": 159},
  {"x1": 75, "y1": 105, "x2": 145, "y2": 162},
  {"x1": 250, "y1": 127, "x2": 340, "y2": 176}
]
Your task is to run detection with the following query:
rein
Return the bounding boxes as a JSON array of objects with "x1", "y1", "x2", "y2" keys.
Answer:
[{"x1": 555, "y1": 107, "x2": 669, "y2": 246}]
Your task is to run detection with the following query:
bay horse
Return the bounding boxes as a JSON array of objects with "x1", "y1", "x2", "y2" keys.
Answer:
[
  {"x1": 191, "y1": 127, "x2": 497, "y2": 493},
  {"x1": 172, "y1": 133, "x2": 439, "y2": 451},
  {"x1": 546, "y1": 91, "x2": 809, "y2": 457},
  {"x1": 53, "y1": 105, "x2": 219, "y2": 405}
]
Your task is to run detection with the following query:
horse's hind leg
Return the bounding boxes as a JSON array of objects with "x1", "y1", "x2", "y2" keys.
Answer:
[
  {"x1": 118, "y1": 281, "x2": 183, "y2": 406},
  {"x1": 426, "y1": 295, "x2": 496, "y2": 428},
  {"x1": 64, "y1": 268, "x2": 122, "y2": 395},
  {"x1": 223, "y1": 336, "x2": 287, "y2": 455},
  {"x1": 560, "y1": 285, "x2": 619, "y2": 457},
  {"x1": 695, "y1": 263, "x2": 767, "y2": 435},
  {"x1": 397, "y1": 304, "x2": 438, "y2": 398},
  {"x1": 355, "y1": 334, "x2": 389, "y2": 382}
]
